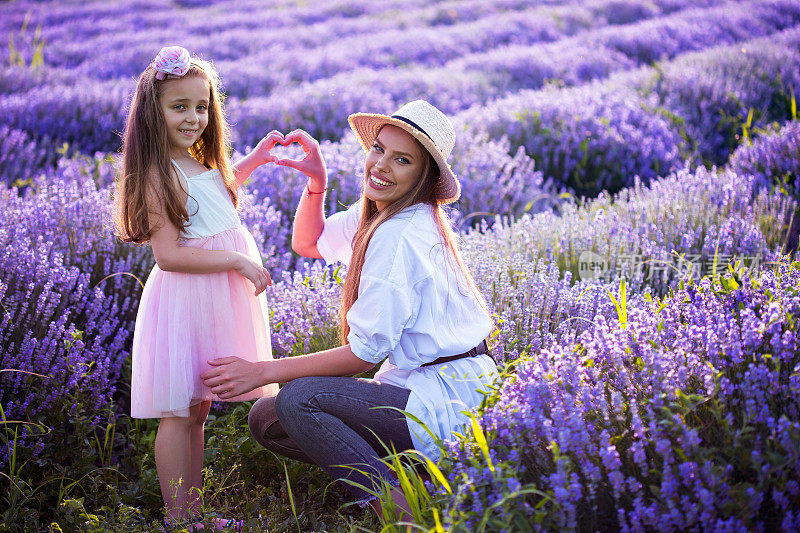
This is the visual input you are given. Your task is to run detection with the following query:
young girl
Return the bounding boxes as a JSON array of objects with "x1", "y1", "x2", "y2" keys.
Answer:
[
  {"x1": 202, "y1": 100, "x2": 497, "y2": 519},
  {"x1": 115, "y1": 46, "x2": 281, "y2": 528}
]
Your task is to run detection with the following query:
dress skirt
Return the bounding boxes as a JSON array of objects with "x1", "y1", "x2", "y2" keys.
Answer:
[{"x1": 130, "y1": 225, "x2": 278, "y2": 418}]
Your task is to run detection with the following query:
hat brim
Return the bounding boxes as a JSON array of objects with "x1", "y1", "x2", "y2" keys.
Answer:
[{"x1": 348, "y1": 112, "x2": 460, "y2": 204}]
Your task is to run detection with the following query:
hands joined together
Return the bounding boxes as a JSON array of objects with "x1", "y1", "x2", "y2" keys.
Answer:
[{"x1": 253, "y1": 129, "x2": 327, "y2": 192}]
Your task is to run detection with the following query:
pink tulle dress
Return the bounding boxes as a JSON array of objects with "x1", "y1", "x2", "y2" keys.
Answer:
[{"x1": 130, "y1": 160, "x2": 277, "y2": 418}]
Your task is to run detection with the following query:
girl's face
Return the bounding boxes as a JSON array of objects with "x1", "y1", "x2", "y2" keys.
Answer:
[
  {"x1": 159, "y1": 75, "x2": 210, "y2": 157},
  {"x1": 364, "y1": 125, "x2": 426, "y2": 211}
]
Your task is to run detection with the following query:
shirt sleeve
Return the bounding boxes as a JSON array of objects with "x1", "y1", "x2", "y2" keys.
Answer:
[
  {"x1": 316, "y1": 200, "x2": 361, "y2": 266},
  {"x1": 345, "y1": 226, "x2": 419, "y2": 363},
  {"x1": 346, "y1": 274, "x2": 414, "y2": 363}
]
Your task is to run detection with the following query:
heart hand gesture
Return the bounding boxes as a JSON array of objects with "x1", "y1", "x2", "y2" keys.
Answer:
[{"x1": 274, "y1": 129, "x2": 328, "y2": 191}]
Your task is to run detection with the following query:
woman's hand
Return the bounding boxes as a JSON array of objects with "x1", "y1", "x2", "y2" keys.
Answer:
[
  {"x1": 201, "y1": 356, "x2": 267, "y2": 399},
  {"x1": 234, "y1": 253, "x2": 272, "y2": 295},
  {"x1": 277, "y1": 129, "x2": 327, "y2": 191},
  {"x1": 203, "y1": 346, "x2": 373, "y2": 399}
]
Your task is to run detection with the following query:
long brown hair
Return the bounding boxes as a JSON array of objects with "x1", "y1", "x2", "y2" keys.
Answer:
[
  {"x1": 114, "y1": 55, "x2": 236, "y2": 244},
  {"x1": 340, "y1": 135, "x2": 489, "y2": 343}
]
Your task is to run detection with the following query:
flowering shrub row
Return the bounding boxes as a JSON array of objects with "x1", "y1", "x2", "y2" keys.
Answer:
[
  {"x1": 0, "y1": 77, "x2": 132, "y2": 165},
  {"x1": 728, "y1": 119, "x2": 800, "y2": 196},
  {"x1": 0, "y1": 126, "x2": 50, "y2": 186},
  {"x1": 0, "y1": 175, "x2": 135, "y2": 472},
  {"x1": 438, "y1": 259, "x2": 800, "y2": 531},
  {"x1": 2, "y1": 0, "x2": 696, "y2": 89},
  {"x1": 8, "y1": 23, "x2": 794, "y2": 197},
  {"x1": 3, "y1": 0, "x2": 795, "y2": 190},
  {"x1": 460, "y1": 160, "x2": 796, "y2": 360},
  {"x1": 230, "y1": 0, "x2": 799, "y2": 147},
  {"x1": 484, "y1": 163, "x2": 791, "y2": 278},
  {"x1": 218, "y1": 0, "x2": 676, "y2": 96},
  {"x1": 458, "y1": 27, "x2": 800, "y2": 195}
]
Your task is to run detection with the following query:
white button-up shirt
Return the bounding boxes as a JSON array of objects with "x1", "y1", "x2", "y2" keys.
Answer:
[{"x1": 317, "y1": 200, "x2": 497, "y2": 458}]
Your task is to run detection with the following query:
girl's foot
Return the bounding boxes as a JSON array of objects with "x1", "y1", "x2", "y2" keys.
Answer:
[
  {"x1": 190, "y1": 517, "x2": 244, "y2": 532},
  {"x1": 164, "y1": 515, "x2": 243, "y2": 532}
]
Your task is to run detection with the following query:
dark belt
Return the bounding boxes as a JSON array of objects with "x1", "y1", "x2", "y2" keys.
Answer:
[{"x1": 420, "y1": 339, "x2": 488, "y2": 367}]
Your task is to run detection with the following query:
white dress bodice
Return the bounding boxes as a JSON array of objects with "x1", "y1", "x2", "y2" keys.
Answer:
[{"x1": 172, "y1": 160, "x2": 241, "y2": 239}]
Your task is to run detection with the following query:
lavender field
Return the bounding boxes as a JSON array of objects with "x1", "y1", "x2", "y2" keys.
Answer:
[{"x1": 1, "y1": 0, "x2": 799, "y2": 531}]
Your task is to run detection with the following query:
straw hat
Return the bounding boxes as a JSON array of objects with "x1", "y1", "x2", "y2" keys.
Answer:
[{"x1": 348, "y1": 100, "x2": 460, "y2": 204}]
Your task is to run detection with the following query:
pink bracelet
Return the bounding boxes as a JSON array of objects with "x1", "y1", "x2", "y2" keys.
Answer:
[{"x1": 306, "y1": 183, "x2": 327, "y2": 195}]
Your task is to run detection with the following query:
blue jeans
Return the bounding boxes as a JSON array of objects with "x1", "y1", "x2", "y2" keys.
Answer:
[{"x1": 248, "y1": 376, "x2": 415, "y2": 502}]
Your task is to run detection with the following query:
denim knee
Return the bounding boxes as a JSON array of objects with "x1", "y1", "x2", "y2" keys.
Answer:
[
  {"x1": 275, "y1": 376, "x2": 321, "y2": 422},
  {"x1": 248, "y1": 396, "x2": 278, "y2": 444},
  {"x1": 249, "y1": 392, "x2": 314, "y2": 464}
]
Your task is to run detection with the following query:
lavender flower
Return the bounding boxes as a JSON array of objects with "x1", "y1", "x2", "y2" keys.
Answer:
[
  {"x1": 437, "y1": 260, "x2": 800, "y2": 531},
  {"x1": 728, "y1": 119, "x2": 800, "y2": 197}
]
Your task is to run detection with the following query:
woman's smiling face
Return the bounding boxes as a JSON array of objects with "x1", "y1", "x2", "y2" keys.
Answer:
[{"x1": 363, "y1": 125, "x2": 426, "y2": 211}]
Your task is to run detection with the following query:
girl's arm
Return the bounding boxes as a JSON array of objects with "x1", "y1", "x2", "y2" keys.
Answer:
[
  {"x1": 147, "y1": 184, "x2": 272, "y2": 294},
  {"x1": 277, "y1": 130, "x2": 328, "y2": 259},
  {"x1": 200, "y1": 344, "x2": 375, "y2": 399},
  {"x1": 232, "y1": 130, "x2": 285, "y2": 189}
]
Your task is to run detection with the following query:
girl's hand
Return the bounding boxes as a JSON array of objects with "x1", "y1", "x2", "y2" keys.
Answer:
[
  {"x1": 252, "y1": 130, "x2": 285, "y2": 166},
  {"x1": 235, "y1": 253, "x2": 272, "y2": 295},
  {"x1": 201, "y1": 356, "x2": 264, "y2": 399},
  {"x1": 277, "y1": 129, "x2": 327, "y2": 191}
]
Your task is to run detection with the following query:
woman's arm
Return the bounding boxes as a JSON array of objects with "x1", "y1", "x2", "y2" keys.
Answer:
[
  {"x1": 200, "y1": 344, "x2": 375, "y2": 399},
  {"x1": 277, "y1": 130, "x2": 328, "y2": 258},
  {"x1": 147, "y1": 186, "x2": 272, "y2": 294},
  {"x1": 232, "y1": 130, "x2": 285, "y2": 189},
  {"x1": 291, "y1": 187, "x2": 325, "y2": 258}
]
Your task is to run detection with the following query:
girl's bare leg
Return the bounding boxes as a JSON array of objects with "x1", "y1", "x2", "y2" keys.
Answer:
[
  {"x1": 189, "y1": 401, "x2": 212, "y2": 514},
  {"x1": 155, "y1": 401, "x2": 211, "y2": 522}
]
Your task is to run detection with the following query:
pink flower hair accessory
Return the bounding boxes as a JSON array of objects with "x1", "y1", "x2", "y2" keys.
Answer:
[{"x1": 153, "y1": 46, "x2": 191, "y2": 80}]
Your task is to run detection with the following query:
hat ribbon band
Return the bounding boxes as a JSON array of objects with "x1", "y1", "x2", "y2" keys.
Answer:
[{"x1": 391, "y1": 115, "x2": 437, "y2": 148}]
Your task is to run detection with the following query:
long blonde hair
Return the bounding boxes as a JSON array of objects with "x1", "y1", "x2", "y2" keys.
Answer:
[
  {"x1": 114, "y1": 56, "x2": 236, "y2": 244},
  {"x1": 340, "y1": 137, "x2": 489, "y2": 343}
]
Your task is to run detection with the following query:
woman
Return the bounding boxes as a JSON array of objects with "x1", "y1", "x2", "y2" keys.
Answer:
[{"x1": 201, "y1": 100, "x2": 496, "y2": 514}]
